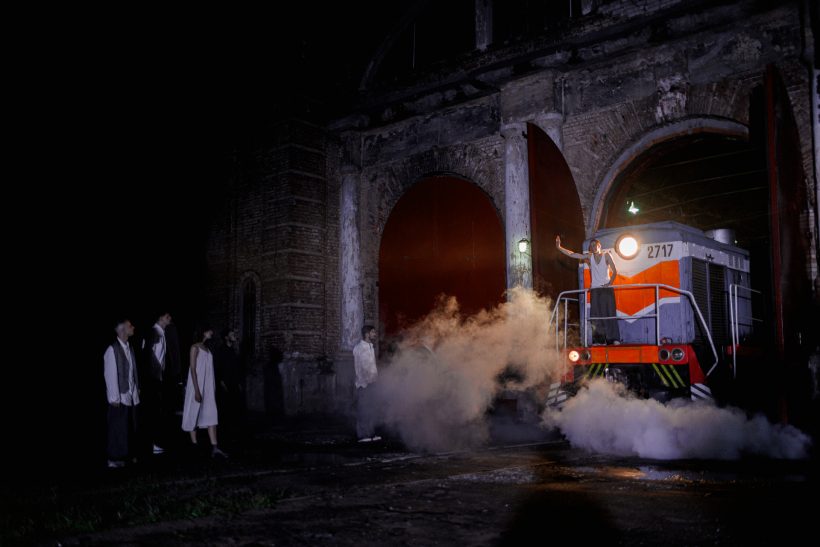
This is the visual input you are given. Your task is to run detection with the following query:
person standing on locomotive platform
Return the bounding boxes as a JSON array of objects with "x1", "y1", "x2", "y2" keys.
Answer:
[{"x1": 555, "y1": 235, "x2": 620, "y2": 345}]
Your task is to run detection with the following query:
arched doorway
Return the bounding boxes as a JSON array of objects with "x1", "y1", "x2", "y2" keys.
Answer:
[
  {"x1": 600, "y1": 131, "x2": 771, "y2": 404},
  {"x1": 601, "y1": 132, "x2": 769, "y2": 251},
  {"x1": 379, "y1": 175, "x2": 506, "y2": 338},
  {"x1": 597, "y1": 94, "x2": 813, "y2": 425}
]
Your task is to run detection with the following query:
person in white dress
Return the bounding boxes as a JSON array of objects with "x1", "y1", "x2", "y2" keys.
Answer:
[{"x1": 181, "y1": 325, "x2": 227, "y2": 458}]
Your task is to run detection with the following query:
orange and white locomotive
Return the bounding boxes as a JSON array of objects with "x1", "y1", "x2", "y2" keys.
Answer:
[{"x1": 548, "y1": 221, "x2": 756, "y2": 405}]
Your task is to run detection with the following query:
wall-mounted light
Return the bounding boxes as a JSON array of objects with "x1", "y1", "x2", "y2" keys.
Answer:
[
  {"x1": 517, "y1": 238, "x2": 530, "y2": 254},
  {"x1": 628, "y1": 201, "x2": 640, "y2": 215}
]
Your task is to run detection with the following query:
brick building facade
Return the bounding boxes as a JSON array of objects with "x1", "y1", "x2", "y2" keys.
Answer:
[{"x1": 206, "y1": 0, "x2": 819, "y2": 418}]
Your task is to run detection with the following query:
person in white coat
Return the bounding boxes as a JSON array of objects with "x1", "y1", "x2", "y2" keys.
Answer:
[
  {"x1": 103, "y1": 318, "x2": 140, "y2": 468},
  {"x1": 181, "y1": 325, "x2": 227, "y2": 458},
  {"x1": 353, "y1": 325, "x2": 380, "y2": 442}
]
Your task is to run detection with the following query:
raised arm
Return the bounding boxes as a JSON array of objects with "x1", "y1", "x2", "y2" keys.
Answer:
[{"x1": 555, "y1": 235, "x2": 586, "y2": 260}]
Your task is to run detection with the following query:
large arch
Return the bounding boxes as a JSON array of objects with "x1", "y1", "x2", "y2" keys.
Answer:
[
  {"x1": 588, "y1": 96, "x2": 815, "y2": 423},
  {"x1": 378, "y1": 175, "x2": 506, "y2": 338},
  {"x1": 588, "y1": 117, "x2": 749, "y2": 234}
]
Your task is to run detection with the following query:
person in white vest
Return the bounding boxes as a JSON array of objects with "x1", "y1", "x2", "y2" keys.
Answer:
[
  {"x1": 556, "y1": 235, "x2": 621, "y2": 345},
  {"x1": 353, "y1": 325, "x2": 380, "y2": 442},
  {"x1": 103, "y1": 318, "x2": 140, "y2": 468}
]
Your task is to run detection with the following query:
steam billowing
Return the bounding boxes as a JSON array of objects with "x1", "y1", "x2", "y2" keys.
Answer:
[
  {"x1": 367, "y1": 288, "x2": 560, "y2": 452},
  {"x1": 367, "y1": 289, "x2": 811, "y2": 460},
  {"x1": 542, "y1": 379, "x2": 811, "y2": 459}
]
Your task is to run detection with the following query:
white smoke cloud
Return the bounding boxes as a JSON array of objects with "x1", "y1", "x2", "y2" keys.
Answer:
[
  {"x1": 366, "y1": 288, "x2": 811, "y2": 460},
  {"x1": 367, "y1": 288, "x2": 562, "y2": 453},
  {"x1": 544, "y1": 379, "x2": 811, "y2": 460}
]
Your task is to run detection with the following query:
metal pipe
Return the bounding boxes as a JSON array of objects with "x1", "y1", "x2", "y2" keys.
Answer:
[
  {"x1": 546, "y1": 284, "x2": 719, "y2": 375},
  {"x1": 655, "y1": 284, "x2": 660, "y2": 346},
  {"x1": 729, "y1": 284, "x2": 737, "y2": 378}
]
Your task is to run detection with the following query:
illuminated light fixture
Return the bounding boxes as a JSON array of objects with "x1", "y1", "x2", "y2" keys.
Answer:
[
  {"x1": 659, "y1": 349, "x2": 670, "y2": 361},
  {"x1": 628, "y1": 201, "x2": 639, "y2": 215},
  {"x1": 518, "y1": 238, "x2": 530, "y2": 254},
  {"x1": 580, "y1": 350, "x2": 591, "y2": 361},
  {"x1": 615, "y1": 234, "x2": 640, "y2": 260},
  {"x1": 568, "y1": 350, "x2": 580, "y2": 362},
  {"x1": 671, "y1": 348, "x2": 685, "y2": 361}
]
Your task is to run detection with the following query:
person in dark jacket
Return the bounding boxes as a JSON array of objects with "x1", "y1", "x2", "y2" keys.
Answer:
[
  {"x1": 141, "y1": 311, "x2": 180, "y2": 454},
  {"x1": 214, "y1": 329, "x2": 246, "y2": 440}
]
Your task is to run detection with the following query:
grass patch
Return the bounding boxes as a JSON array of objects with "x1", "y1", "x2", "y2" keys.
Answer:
[{"x1": 1, "y1": 475, "x2": 290, "y2": 546}]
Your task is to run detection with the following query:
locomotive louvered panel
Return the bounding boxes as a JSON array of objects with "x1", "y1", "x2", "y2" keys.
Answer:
[
  {"x1": 709, "y1": 265, "x2": 728, "y2": 347},
  {"x1": 691, "y1": 260, "x2": 709, "y2": 327}
]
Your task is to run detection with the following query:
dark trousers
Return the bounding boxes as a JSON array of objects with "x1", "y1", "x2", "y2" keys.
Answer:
[
  {"x1": 107, "y1": 403, "x2": 137, "y2": 461},
  {"x1": 216, "y1": 383, "x2": 247, "y2": 440},
  {"x1": 355, "y1": 386, "x2": 375, "y2": 439},
  {"x1": 590, "y1": 287, "x2": 620, "y2": 343},
  {"x1": 143, "y1": 377, "x2": 180, "y2": 449}
]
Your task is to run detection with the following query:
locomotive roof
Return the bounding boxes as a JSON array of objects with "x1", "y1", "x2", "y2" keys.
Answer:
[{"x1": 590, "y1": 221, "x2": 749, "y2": 256}]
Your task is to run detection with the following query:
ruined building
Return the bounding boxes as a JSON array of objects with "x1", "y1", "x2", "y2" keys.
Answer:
[{"x1": 205, "y1": 0, "x2": 819, "y2": 419}]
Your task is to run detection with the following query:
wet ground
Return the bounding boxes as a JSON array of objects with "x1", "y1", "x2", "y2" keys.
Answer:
[{"x1": 3, "y1": 418, "x2": 818, "y2": 546}]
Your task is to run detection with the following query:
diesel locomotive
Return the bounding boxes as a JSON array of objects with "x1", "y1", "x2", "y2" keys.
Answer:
[{"x1": 547, "y1": 221, "x2": 761, "y2": 406}]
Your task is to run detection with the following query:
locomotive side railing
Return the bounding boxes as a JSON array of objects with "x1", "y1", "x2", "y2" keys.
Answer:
[
  {"x1": 548, "y1": 283, "x2": 720, "y2": 376},
  {"x1": 727, "y1": 284, "x2": 762, "y2": 379}
]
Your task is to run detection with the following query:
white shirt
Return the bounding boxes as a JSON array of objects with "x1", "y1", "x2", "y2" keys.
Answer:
[
  {"x1": 152, "y1": 323, "x2": 166, "y2": 371},
  {"x1": 104, "y1": 339, "x2": 140, "y2": 406},
  {"x1": 353, "y1": 339, "x2": 377, "y2": 388}
]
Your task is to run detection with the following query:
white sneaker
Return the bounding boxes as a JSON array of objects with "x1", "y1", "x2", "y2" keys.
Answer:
[
  {"x1": 371, "y1": 436, "x2": 382, "y2": 441},
  {"x1": 107, "y1": 460, "x2": 125, "y2": 469},
  {"x1": 152, "y1": 445, "x2": 165, "y2": 455},
  {"x1": 358, "y1": 437, "x2": 374, "y2": 443}
]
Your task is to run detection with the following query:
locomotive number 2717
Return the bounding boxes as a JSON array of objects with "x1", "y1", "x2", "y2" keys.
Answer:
[{"x1": 647, "y1": 243, "x2": 674, "y2": 258}]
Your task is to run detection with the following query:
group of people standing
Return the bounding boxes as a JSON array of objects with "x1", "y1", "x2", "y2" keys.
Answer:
[{"x1": 103, "y1": 312, "x2": 245, "y2": 468}]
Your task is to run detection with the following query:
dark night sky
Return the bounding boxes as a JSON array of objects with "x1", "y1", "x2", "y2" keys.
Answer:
[{"x1": 81, "y1": 4, "x2": 405, "y2": 337}]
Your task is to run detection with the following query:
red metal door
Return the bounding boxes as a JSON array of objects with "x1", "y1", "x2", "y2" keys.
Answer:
[
  {"x1": 763, "y1": 64, "x2": 813, "y2": 423},
  {"x1": 527, "y1": 123, "x2": 585, "y2": 299},
  {"x1": 379, "y1": 176, "x2": 506, "y2": 337}
]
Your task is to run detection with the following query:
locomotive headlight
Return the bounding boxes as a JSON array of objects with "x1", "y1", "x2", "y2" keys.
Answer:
[
  {"x1": 659, "y1": 349, "x2": 670, "y2": 361},
  {"x1": 580, "y1": 350, "x2": 591, "y2": 361},
  {"x1": 568, "y1": 350, "x2": 580, "y2": 362},
  {"x1": 671, "y1": 348, "x2": 685, "y2": 361},
  {"x1": 615, "y1": 234, "x2": 639, "y2": 259}
]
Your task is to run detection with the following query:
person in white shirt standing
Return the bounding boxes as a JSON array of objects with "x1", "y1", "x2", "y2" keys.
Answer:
[
  {"x1": 103, "y1": 318, "x2": 140, "y2": 468},
  {"x1": 144, "y1": 311, "x2": 174, "y2": 455},
  {"x1": 555, "y1": 236, "x2": 621, "y2": 345},
  {"x1": 353, "y1": 325, "x2": 380, "y2": 442}
]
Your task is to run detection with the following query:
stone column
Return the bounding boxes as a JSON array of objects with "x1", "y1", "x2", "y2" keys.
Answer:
[
  {"x1": 812, "y1": 67, "x2": 819, "y2": 276},
  {"x1": 339, "y1": 165, "x2": 363, "y2": 351},
  {"x1": 532, "y1": 111, "x2": 565, "y2": 151},
  {"x1": 502, "y1": 122, "x2": 532, "y2": 289},
  {"x1": 475, "y1": 0, "x2": 493, "y2": 51}
]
